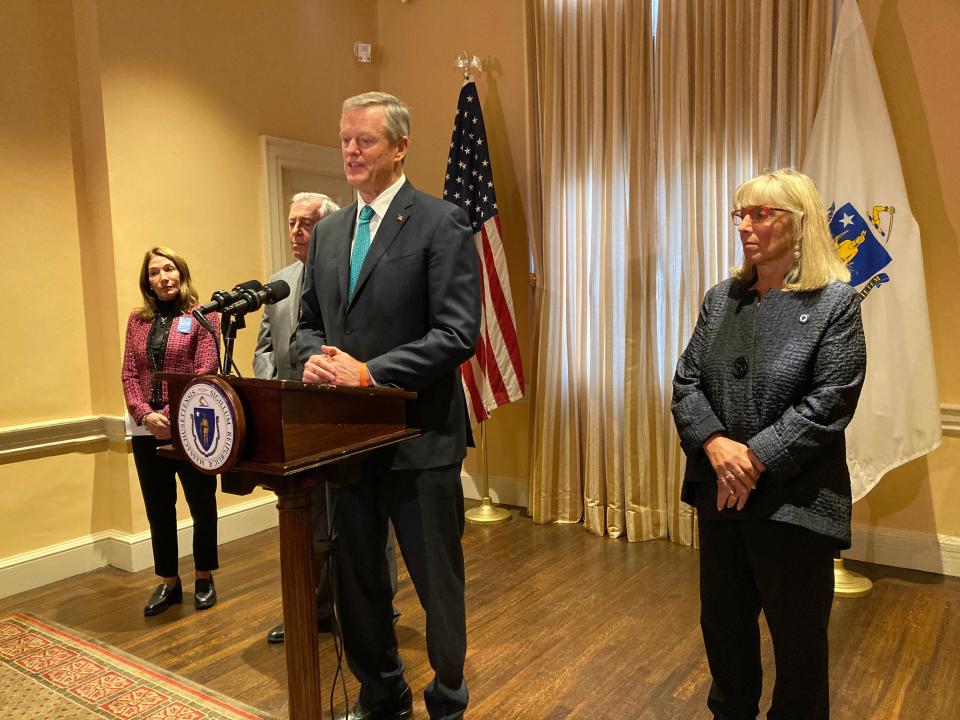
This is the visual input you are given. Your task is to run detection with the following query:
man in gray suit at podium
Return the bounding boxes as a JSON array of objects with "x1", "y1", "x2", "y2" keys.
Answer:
[
  {"x1": 255, "y1": 192, "x2": 337, "y2": 383},
  {"x1": 254, "y1": 191, "x2": 338, "y2": 643}
]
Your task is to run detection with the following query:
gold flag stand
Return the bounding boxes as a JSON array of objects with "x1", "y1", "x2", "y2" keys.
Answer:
[
  {"x1": 465, "y1": 422, "x2": 511, "y2": 526},
  {"x1": 834, "y1": 556, "x2": 872, "y2": 598}
]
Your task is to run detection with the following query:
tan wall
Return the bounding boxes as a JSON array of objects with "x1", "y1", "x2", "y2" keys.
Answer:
[
  {"x1": 95, "y1": 0, "x2": 379, "y2": 375},
  {"x1": 0, "y1": 1, "x2": 92, "y2": 425},
  {"x1": 376, "y1": 0, "x2": 533, "y2": 485},
  {"x1": 0, "y1": 0, "x2": 380, "y2": 563},
  {"x1": 0, "y1": 1, "x2": 120, "y2": 556},
  {"x1": 852, "y1": 0, "x2": 960, "y2": 538}
]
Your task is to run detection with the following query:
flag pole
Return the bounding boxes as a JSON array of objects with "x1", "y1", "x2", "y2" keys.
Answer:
[
  {"x1": 465, "y1": 422, "x2": 511, "y2": 526},
  {"x1": 834, "y1": 554, "x2": 872, "y2": 598}
]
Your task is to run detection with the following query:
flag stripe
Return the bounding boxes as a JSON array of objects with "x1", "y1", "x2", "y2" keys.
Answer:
[
  {"x1": 461, "y1": 357, "x2": 488, "y2": 424},
  {"x1": 480, "y1": 217, "x2": 525, "y2": 393},
  {"x1": 476, "y1": 231, "x2": 513, "y2": 408}
]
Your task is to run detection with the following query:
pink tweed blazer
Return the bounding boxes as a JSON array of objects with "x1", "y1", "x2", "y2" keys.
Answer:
[{"x1": 121, "y1": 308, "x2": 221, "y2": 423}]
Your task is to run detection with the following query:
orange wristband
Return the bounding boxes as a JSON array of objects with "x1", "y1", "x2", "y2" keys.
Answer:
[{"x1": 359, "y1": 362, "x2": 370, "y2": 387}]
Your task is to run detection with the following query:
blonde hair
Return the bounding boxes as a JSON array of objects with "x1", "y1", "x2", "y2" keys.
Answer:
[
  {"x1": 732, "y1": 168, "x2": 849, "y2": 291},
  {"x1": 137, "y1": 247, "x2": 200, "y2": 319}
]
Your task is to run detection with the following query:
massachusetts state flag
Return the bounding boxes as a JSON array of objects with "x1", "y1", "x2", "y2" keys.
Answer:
[
  {"x1": 803, "y1": 0, "x2": 941, "y2": 501},
  {"x1": 443, "y1": 81, "x2": 525, "y2": 424}
]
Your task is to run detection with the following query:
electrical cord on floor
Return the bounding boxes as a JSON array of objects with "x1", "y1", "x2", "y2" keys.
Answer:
[
  {"x1": 328, "y1": 579, "x2": 349, "y2": 718},
  {"x1": 326, "y1": 495, "x2": 351, "y2": 718}
]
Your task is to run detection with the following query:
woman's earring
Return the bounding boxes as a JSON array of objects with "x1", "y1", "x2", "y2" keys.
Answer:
[{"x1": 793, "y1": 247, "x2": 801, "y2": 262}]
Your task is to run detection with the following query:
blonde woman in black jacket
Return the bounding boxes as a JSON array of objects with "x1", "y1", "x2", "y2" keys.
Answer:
[{"x1": 672, "y1": 169, "x2": 866, "y2": 720}]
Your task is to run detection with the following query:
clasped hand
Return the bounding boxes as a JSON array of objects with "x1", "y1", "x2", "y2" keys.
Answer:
[
  {"x1": 702, "y1": 434, "x2": 766, "y2": 511},
  {"x1": 303, "y1": 345, "x2": 363, "y2": 386},
  {"x1": 143, "y1": 412, "x2": 171, "y2": 440}
]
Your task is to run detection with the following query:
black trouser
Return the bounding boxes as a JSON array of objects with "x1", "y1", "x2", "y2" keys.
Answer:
[
  {"x1": 132, "y1": 436, "x2": 219, "y2": 578},
  {"x1": 332, "y1": 458, "x2": 468, "y2": 719},
  {"x1": 698, "y1": 518, "x2": 836, "y2": 720}
]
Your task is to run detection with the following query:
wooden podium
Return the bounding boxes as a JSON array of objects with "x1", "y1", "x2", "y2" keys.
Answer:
[{"x1": 156, "y1": 373, "x2": 418, "y2": 720}]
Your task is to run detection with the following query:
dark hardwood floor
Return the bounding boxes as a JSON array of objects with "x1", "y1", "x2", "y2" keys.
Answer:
[{"x1": 2, "y1": 510, "x2": 958, "y2": 719}]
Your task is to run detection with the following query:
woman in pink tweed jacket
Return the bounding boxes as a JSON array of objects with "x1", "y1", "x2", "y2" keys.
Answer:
[{"x1": 121, "y1": 247, "x2": 221, "y2": 616}]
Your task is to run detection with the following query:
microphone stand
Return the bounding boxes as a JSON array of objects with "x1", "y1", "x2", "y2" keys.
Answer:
[{"x1": 220, "y1": 312, "x2": 245, "y2": 377}]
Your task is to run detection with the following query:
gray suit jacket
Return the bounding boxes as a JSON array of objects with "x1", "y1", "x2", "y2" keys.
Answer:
[
  {"x1": 253, "y1": 261, "x2": 304, "y2": 380},
  {"x1": 297, "y1": 180, "x2": 481, "y2": 470},
  {"x1": 672, "y1": 278, "x2": 866, "y2": 546}
]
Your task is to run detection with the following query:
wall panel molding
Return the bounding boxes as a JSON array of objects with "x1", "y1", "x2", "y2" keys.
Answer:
[
  {"x1": 942, "y1": 403, "x2": 960, "y2": 436},
  {"x1": 0, "y1": 415, "x2": 126, "y2": 461},
  {"x1": 6, "y1": 405, "x2": 956, "y2": 464}
]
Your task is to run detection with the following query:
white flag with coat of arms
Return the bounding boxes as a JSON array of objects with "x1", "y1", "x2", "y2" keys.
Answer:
[{"x1": 802, "y1": 0, "x2": 941, "y2": 501}]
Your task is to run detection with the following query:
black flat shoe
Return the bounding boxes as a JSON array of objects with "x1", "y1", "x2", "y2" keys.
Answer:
[
  {"x1": 194, "y1": 577, "x2": 217, "y2": 610},
  {"x1": 265, "y1": 614, "x2": 333, "y2": 644},
  {"x1": 144, "y1": 580, "x2": 182, "y2": 616},
  {"x1": 266, "y1": 622, "x2": 286, "y2": 644},
  {"x1": 334, "y1": 684, "x2": 413, "y2": 720}
]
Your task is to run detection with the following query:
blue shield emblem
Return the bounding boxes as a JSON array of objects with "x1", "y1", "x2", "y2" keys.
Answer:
[
  {"x1": 193, "y1": 407, "x2": 217, "y2": 454},
  {"x1": 829, "y1": 202, "x2": 892, "y2": 286}
]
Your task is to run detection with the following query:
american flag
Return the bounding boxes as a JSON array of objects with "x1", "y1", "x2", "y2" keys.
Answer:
[{"x1": 443, "y1": 81, "x2": 525, "y2": 424}]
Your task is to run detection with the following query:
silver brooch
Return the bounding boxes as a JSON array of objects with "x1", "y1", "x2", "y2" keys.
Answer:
[{"x1": 799, "y1": 313, "x2": 809, "y2": 324}]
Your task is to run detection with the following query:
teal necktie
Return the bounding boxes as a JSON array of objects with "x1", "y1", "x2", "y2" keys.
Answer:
[{"x1": 349, "y1": 205, "x2": 375, "y2": 300}]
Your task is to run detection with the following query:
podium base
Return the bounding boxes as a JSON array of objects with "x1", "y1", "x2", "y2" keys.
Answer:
[
  {"x1": 465, "y1": 497, "x2": 512, "y2": 526},
  {"x1": 834, "y1": 558, "x2": 873, "y2": 598}
]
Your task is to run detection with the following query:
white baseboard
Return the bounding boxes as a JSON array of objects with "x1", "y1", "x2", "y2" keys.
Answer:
[
  {"x1": 847, "y1": 522, "x2": 960, "y2": 577},
  {"x1": 0, "y1": 495, "x2": 279, "y2": 599},
  {"x1": 5, "y1": 492, "x2": 957, "y2": 600},
  {"x1": 461, "y1": 470, "x2": 527, "y2": 509}
]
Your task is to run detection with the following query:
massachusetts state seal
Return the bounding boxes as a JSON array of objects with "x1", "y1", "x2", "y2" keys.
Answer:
[{"x1": 176, "y1": 376, "x2": 245, "y2": 474}]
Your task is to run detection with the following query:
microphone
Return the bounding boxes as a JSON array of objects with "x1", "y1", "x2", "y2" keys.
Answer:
[
  {"x1": 196, "y1": 279, "x2": 264, "y2": 315},
  {"x1": 223, "y1": 279, "x2": 290, "y2": 315}
]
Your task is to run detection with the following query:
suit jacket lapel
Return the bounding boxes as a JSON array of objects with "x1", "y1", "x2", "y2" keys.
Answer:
[
  {"x1": 336, "y1": 201, "x2": 358, "y2": 307},
  {"x1": 348, "y1": 181, "x2": 416, "y2": 308},
  {"x1": 286, "y1": 262, "x2": 303, "y2": 331}
]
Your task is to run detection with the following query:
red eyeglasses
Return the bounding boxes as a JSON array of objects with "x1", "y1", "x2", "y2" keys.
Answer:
[{"x1": 731, "y1": 206, "x2": 793, "y2": 226}]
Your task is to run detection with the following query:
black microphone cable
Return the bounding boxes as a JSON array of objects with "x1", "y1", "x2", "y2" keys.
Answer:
[{"x1": 326, "y1": 489, "x2": 351, "y2": 720}]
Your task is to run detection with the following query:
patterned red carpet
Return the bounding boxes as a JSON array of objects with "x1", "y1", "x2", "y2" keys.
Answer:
[{"x1": 0, "y1": 613, "x2": 271, "y2": 719}]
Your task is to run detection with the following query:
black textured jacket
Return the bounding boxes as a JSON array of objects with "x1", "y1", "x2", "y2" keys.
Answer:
[{"x1": 671, "y1": 278, "x2": 866, "y2": 547}]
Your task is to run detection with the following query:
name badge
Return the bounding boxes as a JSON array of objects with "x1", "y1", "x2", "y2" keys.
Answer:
[{"x1": 177, "y1": 317, "x2": 193, "y2": 334}]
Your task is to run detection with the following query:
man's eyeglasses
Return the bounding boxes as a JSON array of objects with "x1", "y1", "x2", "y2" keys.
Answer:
[{"x1": 730, "y1": 206, "x2": 793, "y2": 226}]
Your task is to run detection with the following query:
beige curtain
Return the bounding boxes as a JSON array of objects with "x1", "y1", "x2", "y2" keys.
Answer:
[{"x1": 526, "y1": 0, "x2": 833, "y2": 543}]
